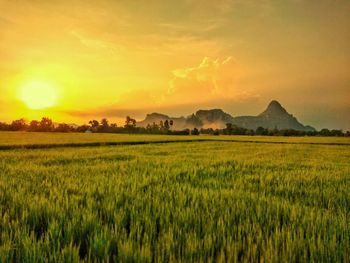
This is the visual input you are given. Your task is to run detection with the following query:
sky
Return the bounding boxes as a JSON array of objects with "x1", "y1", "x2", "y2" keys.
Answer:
[{"x1": 0, "y1": 0, "x2": 349, "y2": 130}]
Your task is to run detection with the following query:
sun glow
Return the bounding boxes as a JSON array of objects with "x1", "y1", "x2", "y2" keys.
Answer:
[{"x1": 19, "y1": 81, "x2": 58, "y2": 110}]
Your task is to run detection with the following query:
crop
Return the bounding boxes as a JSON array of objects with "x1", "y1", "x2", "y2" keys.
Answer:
[{"x1": 0, "y1": 134, "x2": 349, "y2": 262}]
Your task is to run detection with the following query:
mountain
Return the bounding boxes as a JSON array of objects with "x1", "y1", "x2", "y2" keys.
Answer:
[
  {"x1": 137, "y1": 113, "x2": 187, "y2": 130},
  {"x1": 232, "y1": 100, "x2": 315, "y2": 131},
  {"x1": 188, "y1": 109, "x2": 234, "y2": 129},
  {"x1": 137, "y1": 109, "x2": 234, "y2": 129},
  {"x1": 137, "y1": 100, "x2": 315, "y2": 131},
  {"x1": 196, "y1": 109, "x2": 234, "y2": 126}
]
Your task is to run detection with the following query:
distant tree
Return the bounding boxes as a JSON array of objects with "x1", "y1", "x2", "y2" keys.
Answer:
[
  {"x1": 159, "y1": 120, "x2": 164, "y2": 130},
  {"x1": 98, "y1": 118, "x2": 110, "y2": 132},
  {"x1": 108, "y1": 123, "x2": 118, "y2": 132},
  {"x1": 101, "y1": 118, "x2": 109, "y2": 127},
  {"x1": 89, "y1": 120, "x2": 99, "y2": 132},
  {"x1": 0, "y1": 122, "x2": 9, "y2": 131},
  {"x1": 330, "y1": 129, "x2": 344, "y2": 137},
  {"x1": 319, "y1": 128, "x2": 331, "y2": 136},
  {"x1": 124, "y1": 116, "x2": 136, "y2": 129},
  {"x1": 225, "y1": 123, "x2": 233, "y2": 135},
  {"x1": 306, "y1": 130, "x2": 317, "y2": 136},
  {"x1": 29, "y1": 120, "x2": 40, "y2": 131},
  {"x1": 182, "y1": 129, "x2": 190, "y2": 135},
  {"x1": 279, "y1": 129, "x2": 300, "y2": 136},
  {"x1": 150, "y1": 122, "x2": 160, "y2": 133},
  {"x1": 10, "y1": 119, "x2": 27, "y2": 131},
  {"x1": 256, "y1": 126, "x2": 268, "y2": 135},
  {"x1": 200, "y1": 128, "x2": 214, "y2": 135},
  {"x1": 39, "y1": 117, "x2": 54, "y2": 132},
  {"x1": 55, "y1": 123, "x2": 73, "y2": 133},
  {"x1": 191, "y1": 127, "x2": 200, "y2": 135},
  {"x1": 89, "y1": 120, "x2": 99, "y2": 128},
  {"x1": 164, "y1": 120, "x2": 170, "y2": 130},
  {"x1": 267, "y1": 127, "x2": 279, "y2": 136},
  {"x1": 224, "y1": 123, "x2": 248, "y2": 135},
  {"x1": 76, "y1": 125, "x2": 90, "y2": 133},
  {"x1": 245, "y1": 129, "x2": 255, "y2": 136}
]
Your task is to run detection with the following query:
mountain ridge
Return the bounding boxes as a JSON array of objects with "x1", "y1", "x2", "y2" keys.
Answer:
[{"x1": 137, "y1": 100, "x2": 315, "y2": 131}]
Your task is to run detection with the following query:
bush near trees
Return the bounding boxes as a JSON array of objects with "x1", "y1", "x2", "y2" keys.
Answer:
[{"x1": 0, "y1": 117, "x2": 348, "y2": 137}]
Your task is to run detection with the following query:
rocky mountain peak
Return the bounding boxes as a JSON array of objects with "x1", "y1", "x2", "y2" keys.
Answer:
[{"x1": 260, "y1": 100, "x2": 288, "y2": 116}]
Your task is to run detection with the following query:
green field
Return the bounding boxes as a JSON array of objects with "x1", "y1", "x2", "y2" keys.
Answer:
[
  {"x1": 0, "y1": 131, "x2": 349, "y2": 147},
  {"x1": 0, "y1": 133, "x2": 349, "y2": 262}
]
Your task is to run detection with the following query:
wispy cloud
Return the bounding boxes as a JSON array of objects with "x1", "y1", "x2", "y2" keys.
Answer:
[
  {"x1": 69, "y1": 30, "x2": 121, "y2": 55},
  {"x1": 168, "y1": 56, "x2": 249, "y2": 103}
]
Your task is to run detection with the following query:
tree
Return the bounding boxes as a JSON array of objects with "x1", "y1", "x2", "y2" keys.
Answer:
[
  {"x1": 39, "y1": 117, "x2": 54, "y2": 132},
  {"x1": 29, "y1": 120, "x2": 40, "y2": 131},
  {"x1": 99, "y1": 118, "x2": 110, "y2": 132},
  {"x1": 76, "y1": 125, "x2": 90, "y2": 132},
  {"x1": 124, "y1": 116, "x2": 136, "y2": 128},
  {"x1": 10, "y1": 119, "x2": 27, "y2": 131},
  {"x1": 319, "y1": 128, "x2": 331, "y2": 136},
  {"x1": 55, "y1": 123, "x2": 72, "y2": 132},
  {"x1": 0, "y1": 122, "x2": 9, "y2": 131},
  {"x1": 89, "y1": 120, "x2": 99, "y2": 128},
  {"x1": 89, "y1": 120, "x2": 99, "y2": 132},
  {"x1": 101, "y1": 118, "x2": 109, "y2": 127},
  {"x1": 330, "y1": 129, "x2": 344, "y2": 137},
  {"x1": 164, "y1": 120, "x2": 170, "y2": 130},
  {"x1": 109, "y1": 123, "x2": 118, "y2": 132},
  {"x1": 225, "y1": 123, "x2": 233, "y2": 134},
  {"x1": 191, "y1": 127, "x2": 200, "y2": 135},
  {"x1": 256, "y1": 126, "x2": 268, "y2": 135}
]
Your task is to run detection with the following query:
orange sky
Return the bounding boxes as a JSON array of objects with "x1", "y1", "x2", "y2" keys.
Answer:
[{"x1": 0, "y1": 0, "x2": 349, "y2": 130}]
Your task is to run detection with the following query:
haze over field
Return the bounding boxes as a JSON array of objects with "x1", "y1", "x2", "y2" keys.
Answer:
[{"x1": 0, "y1": 0, "x2": 349, "y2": 130}]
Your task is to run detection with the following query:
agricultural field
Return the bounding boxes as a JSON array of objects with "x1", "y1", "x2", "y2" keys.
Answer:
[
  {"x1": 0, "y1": 131, "x2": 349, "y2": 147},
  {"x1": 0, "y1": 133, "x2": 349, "y2": 262}
]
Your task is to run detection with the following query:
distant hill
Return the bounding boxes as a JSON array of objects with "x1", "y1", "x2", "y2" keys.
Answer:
[
  {"x1": 137, "y1": 113, "x2": 187, "y2": 130},
  {"x1": 137, "y1": 100, "x2": 315, "y2": 131},
  {"x1": 232, "y1": 100, "x2": 315, "y2": 131}
]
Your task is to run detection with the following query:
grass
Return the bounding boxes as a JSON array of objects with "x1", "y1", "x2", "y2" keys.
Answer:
[
  {"x1": 0, "y1": 133, "x2": 349, "y2": 262},
  {"x1": 0, "y1": 131, "x2": 349, "y2": 147}
]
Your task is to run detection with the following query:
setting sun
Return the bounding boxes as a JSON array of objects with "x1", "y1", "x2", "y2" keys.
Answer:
[{"x1": 19, "y1": 81, "x2": 58, "y2": 110}]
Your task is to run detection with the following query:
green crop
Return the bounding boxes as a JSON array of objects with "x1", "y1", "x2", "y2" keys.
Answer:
[{"x1": 0, "y1": 134, "x2": 349, "y2": 262}]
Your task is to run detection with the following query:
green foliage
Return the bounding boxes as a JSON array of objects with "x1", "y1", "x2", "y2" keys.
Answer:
[{"x1": 0, "y1": 135, "x2": 349, "y2": 262}]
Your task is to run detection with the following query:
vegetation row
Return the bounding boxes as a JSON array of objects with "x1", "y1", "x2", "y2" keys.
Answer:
[{"x1": 1, "y1": 116, "x2": 349, "y2": 137}]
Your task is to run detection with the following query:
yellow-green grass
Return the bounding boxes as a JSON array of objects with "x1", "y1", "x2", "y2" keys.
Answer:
[
  {"x1": 0, "y1": 136, "x2": 349, "y2": 262},
  {"x1": 0, "y1": 131, "x2": 349, "y2": 148}
]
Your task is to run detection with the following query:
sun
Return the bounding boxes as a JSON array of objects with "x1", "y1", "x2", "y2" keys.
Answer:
[{"x1": 19, "y1": 81, "x2": 58, "y2": 109}]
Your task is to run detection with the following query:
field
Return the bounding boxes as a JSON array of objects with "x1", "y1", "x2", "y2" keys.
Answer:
[{"x1": 0, "y1": 133, "x2": 349, "y2": 262}]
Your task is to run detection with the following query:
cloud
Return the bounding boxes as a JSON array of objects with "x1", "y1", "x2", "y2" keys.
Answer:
[
  {"x1": 167, "y1": 56, "x2": 250, "y2": 104},
  {"x1": 69, "y1": 30, "x2": 121, "y2": 55}
]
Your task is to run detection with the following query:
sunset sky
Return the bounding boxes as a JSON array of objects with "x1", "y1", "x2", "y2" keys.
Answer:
[{"x1": 1, "y1": 0, "x2": 349, "y2": 130}]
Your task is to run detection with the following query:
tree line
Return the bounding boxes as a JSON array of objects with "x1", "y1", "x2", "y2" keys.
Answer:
[{"x1": 0, "y1": 117, "x2": 348, "y2": 137}]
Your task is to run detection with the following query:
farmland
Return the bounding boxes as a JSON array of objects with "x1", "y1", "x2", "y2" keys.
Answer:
[{"x1": 0, "y1": 133, "x2": 349, "y2": 262}]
